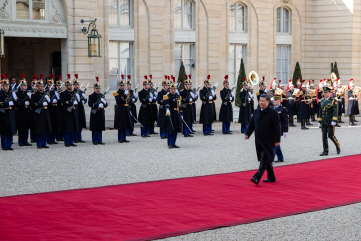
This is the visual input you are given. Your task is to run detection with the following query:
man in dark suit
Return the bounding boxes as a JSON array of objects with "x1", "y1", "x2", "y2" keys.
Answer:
[{"x1": 245, "y1": 94, "x2": 281, "y2": 185}]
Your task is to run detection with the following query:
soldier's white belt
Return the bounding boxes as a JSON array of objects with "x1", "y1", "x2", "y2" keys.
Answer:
[
  {"x1": 349, "y1": 97, "x2": 355, "y2": 100},
  {"x1": 301, "y1": 100, "x2": 309, "y2": 102},
  {"x1": 288, "y1": 97, "x2": 294, "y2": 100}
]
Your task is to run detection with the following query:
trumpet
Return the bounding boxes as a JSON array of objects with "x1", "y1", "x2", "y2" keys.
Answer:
[
  {"x1": 331, "y1": 72, "x2": 337, "y2": 83},
  {"x1": 248, "y1": 71, "x2": 259, "y2": 86}
]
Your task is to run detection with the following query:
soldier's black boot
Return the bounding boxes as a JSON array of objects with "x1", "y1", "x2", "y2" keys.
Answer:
[
  {"x1": 301, "y1": 120, "x2": 308, "y2": 130},
  {"x1": 337, "y1": 146, "x2": 341, "y2": 155},
  {"x1": 320, "y1": 151, "x2": 328, "y2": 156}
]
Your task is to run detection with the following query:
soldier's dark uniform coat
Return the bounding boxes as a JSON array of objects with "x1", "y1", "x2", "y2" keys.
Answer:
[
  {"x1": 138, "y1": 88, "x2": 153, "y2": 126},
  {"x1": 76, "y1": 89, "x2": 87, "y2": 129},
  {"x1": 199, "y1": 86, "x2": 213, "y2": 125},
  {"x1": 238, "y1": 89, "x2": 252, "y2": 124},
  {"x1": 88, "y1": 92, "x2": 108, "y2": 132},
  {"x1": 150, "y1": 88, "x2": 158, "y2": 125},
  {"x1": 298, "y1": 90, "x2": 311, "y2": 119},
  {"x1": 0, "y1": 89, "x2": 17, "y2": 136},
  {"x1": 157, "y1": 89, "x2": 168, "y2": 128},
  {"x1": 128, "y1": 89, "x2": 138, "y2": 125},
  {"x1": 347, "y1": 89, "x2": 359, "y2": 115},
  {"x1": 192, "y1": 90, "x2": 198, "y2": 122},
  {"x1": 60, "y1": 89, "x2": 79, "y2": 134},
  {"x1": 15, "y1": 89, "x2": 32, "y2": 132},
  {"x1": 180, "y1": 88, "x2": 194, "y2": 125},
  {"x1": 219, "y1": 87, "x2": 233, "y2": 123},
  {"x1": 286, "y1": 90, "x2": 295, "y2": 117},
  {"x1": 31, "y1": 91, "x2": 52, "y2": 135},
  {"x1": 114, "y1": 89, "x2": 132, "y2": 130},
  {"x1": 274, "y1": 105, "x2": 289, "y2": 135},
  {"x1": 164, "y1": 93, "x2": 182, "y2": 134},
  {"x1": 48, "y1": 90, "x2": 62, "y2": 134}
]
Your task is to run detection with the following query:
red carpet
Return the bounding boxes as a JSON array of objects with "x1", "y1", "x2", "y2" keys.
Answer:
[{"x1": 1, "y1": 155, "x2": 361, "y2": 241}]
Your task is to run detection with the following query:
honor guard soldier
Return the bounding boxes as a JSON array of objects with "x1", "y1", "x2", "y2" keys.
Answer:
[
  {"x1": 238, "y1": 78, "x2": 252, "y2": 133},
  {"x1": 268, "y1": 78, "x2": 277, "y2": 103},
  {"x1": 126, "y1": 75, "x2": 138, "y2": 136},
  {"x1": 339, "y1": 79, "x2": 346, "y2": 123},
  {"x1": 15, "y1": 74, "x2": 32, "y2": 146},
  {"x1": 114, "y1": 76, "x2": 132, "y2": 143},
  {"x1": 219, "y1": 75, "x2": 234, "y2": 134},
  {"x1": 138, "y1": 76, "x2": 153, "y2": 137},
  {"x1": 278, "y1": 82, "x2": 288, "y2": 108},
  {"x1": 46, "y1": 75, "x2": 60, "y2": 145},
  {"x1": 286, "y1": 82, "x2": 296, "y2": 127},
  {"x1": 272, "y1": 90, "x2": 289, "y2": 162},
  {"x1": 0, "y1": 75, "x2": 17, "y2": 150},
  {"x1": 55, "y1": 76, "x2": 65, "y2": 141},
  {"x1": 256, "y1": 77, "x2": 268, "y2": 104},
  {"x1": 29, "y1": 75, "x2": 39, "y2": 143},
  {"x1": 180, "y1": 76, "x2": 194, "y2": 137},
  {"x1": 332, "y1": 82, "x2": 342, "y2": 127},
  {"x1": 31, "y1": 79, "x2": 52, "y2": 149},
  {"x1": 347, "y1": 80, "x2": 359, "y2": 125},
  {"x1": 148, "y1": 76, "x2": 158, "y2": 135},
  {"x1": 190, "y1": 76, "x2": 198, "y2": 133},
  {"x1": 73, "y1": 74, "x2": 87, "y2": 143},
  {"x1": 164, "y1": 83, "x2": 182, "y2": 149},
  {"x1": 88, "y1": 77, "x2": 108, "y2": 145},
  {"x1": 60, "y1": 76, "x2": 79, "y2": 147},
  {"x1": 200, "y1": 75, "x2": 214, "y2": 135},
  {"x1": 310, "y1": 80, "x2": 318, "y2": 122},
  {"x1": 318, "y1": 86, "x2": 341, "y2": 156},
  {"x1": 157, "y1": 76, "x2": 170, "y2": 139},
  {"x1": 298, "y1": 82, "x2": 312, "y2": 130}
]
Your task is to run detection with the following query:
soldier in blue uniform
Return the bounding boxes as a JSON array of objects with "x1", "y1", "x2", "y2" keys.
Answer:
[
  {"x1": 31, "y1": 80, "x2": 52, "y2": 149},
  {"x1": 126, "y1": 75, "x2": 138, "y2": 136},
  {"x1": 180, "y1": 77, "x2": 194, "y2": 137},
  {"x1": 219, "y1": 75, "x2": 234, "y2": 134},
  {"x1": 60, "y1": 78, "x2": 79, "y2": 147},
  {"x1": 114, "y1": 76, "x2": 132, "y2": 143},
  {"x1": 319, "y1": 86, "x2": 341, "y2": 156},
  {"x1": 272, "y1": 92, "x2": 289, "y2": 162},
  {"x1": 286, "y1": 83, "x2": 296, "y2": 127},
  {"x1": 88, "y1": 78, "x2": 108, "y2": 145},
  {"x1": 148, "y1": 76, "x2": 158, "y2": 135},
  {"x1": 73, "y1": 74, "x2": 87, "y2": 143},
  {"x1": 298, "y1": 83, "x2": 312, "y2": 130},
  {"x1": 157, "y1": 76, "x2": 170, "y2": 139},
  {"x1": 0, "y1": 76, "x2": 17, "y2": 150},
  {"x1": 347, "y1": 82, "x2": 359, "y2": 126},
  {"x1": 256, "y1": 77, "x2": 267, "y2": 105},
  {"x1": 190, "y1": 75, "x2": 198, "y2": 133},
  {"x1": 238, "y1": 78, "x2": 252, "y2": 133},
  {"x1": 15, "y1": 76, "x2": 32, "y2": 146},
  {"x1": 164, "y1": 83, "x2": 182, "y2": 148},
  {"x1": 199, "y1": 75, "x2": 214, "y2": 136},
  {"x1": 138, "y1": 76, "x2": 153, "y2": 137},
  {"x1": 55, "y1": 76, "x2": 65, "y2": 142},
  {"x1": 46, "y1": 76, "x2": 60, "y2": 145},
  {"x1": 28, "y1": 76, "x2": 38, "y2": 143}
]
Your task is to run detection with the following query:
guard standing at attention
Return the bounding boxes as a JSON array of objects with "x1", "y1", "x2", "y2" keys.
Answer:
[
  {"x1": 164, "y1": 83, "x2": 182, "y2": 149},
  {"x1": 238, "y1": 78, "x2": 252, "y2": 133},
  {"x1": 88, "y1": 77, "x2": 108, "y2": 145},
  {"x1": 138, "y1": 76, "x2": 153, "y2": 137},
  {"x1": 318, "y1": 86, "x2": 341, "y2": 156},
  {"x1": 180, "y1": 76, "x2": 194, "y2": 137},
  {"x1": 73, "y1": 74, "x2": 87, "y2": 143},
  {"x1": 219, "y1": 75, "x2": 234, "y2": 134},
  {"x1": 157, "y1": 76, "x2": 170, "y2": 139},
  {"x1": 114, "y1": 76, "x2": 132, "y2": 143},
  {"x1": 199, "y1": 75, "x2": 214, "y2": 136},
  {"x1": 126, "y1": 75, "x2": 138, "y2": 136}
]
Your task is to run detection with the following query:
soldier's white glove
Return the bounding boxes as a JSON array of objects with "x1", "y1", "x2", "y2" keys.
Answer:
[
  {"x1": 52, "y1": 99, "x2": 57, "y2": 104},
  {"x1": 283, "y1": 132, "x2": 288, "y2": 138},
  {"x1": 99, "y1": 103, "x2": 104, "y2": 108},
  {"x1": 166, "y1": 109, "x2": 170, "y2": 114},
  {"x1": 132, "y1": 98, "x2": 136, "y2": 102},
  {"x1": 55, "y1": 91, "x2": 60, "y2": 100},
  {"x1": 264, "y1": 89, "x2": 268, "y2": 93},
  {"x1": 124, "y1": 90, "x2": 129, "y2": 95},
  {"x1": 12, "y1": 92, "x2": 18, "y2": 100},
  {"x1": 101, "y1": 98, "x2": 106, "y2": 104},
  {"x1": 209, "y1": 96, "x2": 213, "y2": 100},
  {"x1": 27, "y1": 92, "x2": 31, "y2": 98},
  {"x1": 76, "y1": 93, "x2": 80, "y2": 102},
  {"x1": 229, "y1": 97, "x2": 233, "y2": 101},
  {"x1": 190, "y1": 92, "x2": 195, "y2": 98},
  {"x1": 318, "y1": 123, "x2": 322, "y2": 127},
  {"x1": 189, "y1": 98, "x2": 193, "y2": 102},
  {"x1": 331, "y1": 121, "x2": 336, "y2": 126},
  {"x1": 134, "y1": 92, "x2": 137, "y2": 98},
  {"x1": 82, "y1": 93, "x2": 87, "y2": 100},
  {"x1": 43, "y1": 102, "x2": 48, "y2": 106},
  {"x1": 248, "y1": 98, "x2": 251, "y2": 102},
  {"x1": 45, "y1": 95, "x2": 50, "y2": 102},
  {"x1": 231, "y1": 92, "x2": 234, "y2": 97},
  {"x1": 211, "y1": 90, "x2": 215, "y2": 97},
  {"x1": 176, "y1": 90, "x2": 179, "y2": 95},
  {"x1": 25, "y1": 101, "x2": 29, "y2": 106},
  {"x1": 74, "y1": 100, "x2": 78, "y2": 105},
  {"x1": 8, "y1": 101, "x2": 14, "y2": 106},
  {"x1": 82, "y1": 100, "x2": 85, "y2": 105},
  {"x1": 149, "y1": 92, "x2": 153, "y2": 99}
]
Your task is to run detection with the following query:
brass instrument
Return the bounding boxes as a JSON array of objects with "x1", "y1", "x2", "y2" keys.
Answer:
[
  {"x1": 331, "y1": 72, "x2": 337, "y2": 83},
  {"x1": 293, "y1": 88, "x2": 300, "y2": 96},
  {"x1": 248, "y1": 71, "x2": 259, "y2": 86},
  {"x1": 353, "y1": 86, "x2": 361, "y2": 101}
]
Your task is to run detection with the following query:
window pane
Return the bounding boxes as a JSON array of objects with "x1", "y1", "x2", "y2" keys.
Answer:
[
  {"x1": 109, "y1": 42, "x2": 118, "y2": 59},
  {"x1": 277, "y1": 8, "x2": 281, "y2": 20},
  {"x1": 236, "y1": 45, "x2": 243, "y2": 60},
  {"x1": 184, "y1": 0, "x2": 193, "y2": 29},
  {"x1": 283, "y1": 20, "x2": 289, "y2": 33},
  {"x1": 109, "y1": 0, "x2": 118, "y2": 25},
  {"x1": 109, "y1": 75, "x2": 118, "y2": 91},
  {"x1": 109, "y1": 59, "x2": 119, "y2": 75},
  {"x1": 183, "y1": 44, "x2": 192, "y2": 59},
  {"x1": 236, "y1": 4, "x2": 243, "y2": 31},
  {"x1": 120, "y1": 0, "x2": 130, "y2": 26},
  {"x1": 184, "y1": 60, "x2": 191, "y2": 75},
  {"x1": 283, "y1": 8, "x2": 289, "y2": 20},
  {"x1": 175, "y1": 60, "x2": 182, "y2": 75},
  {"x1": 230, "y1": 4, "x2": 236, "y2": 31},
  {"x1": 175, "y1": 44, "x2": 182, "y2": 59},
  {"x1": 120, "y1": 42, "x2": 130, "y2": 59},
  {"x1": 175, "y1": 0, "x2": 182, "y2": 29},
  {"x1": 16, "y1": 0, "x2": 30, "y2": 19},
  {"x1": 32, "y1": 0, "x2": 45, "y2": 20}
]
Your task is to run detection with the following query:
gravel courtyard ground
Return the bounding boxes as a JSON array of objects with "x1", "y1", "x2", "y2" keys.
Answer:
[{"x1": 1, "y1": 119, "x2": 361, "y2": 240}]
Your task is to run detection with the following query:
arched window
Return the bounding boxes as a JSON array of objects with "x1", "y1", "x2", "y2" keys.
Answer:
[
  {"x1": 230, "y1": 3, "x2": 246, "y2": 32},
  {"x1": 277, "y1": 7, "x2": 290, "y2": 33},
  {"x1": 16, "y1": 0, "x2": 45, "y2": 20},
  {"x1": 175, "y1": 0, "x2": 194, "y2": 30},
  {"x1": 109, "y1": 0, "x2": 132, "y2": 26}
]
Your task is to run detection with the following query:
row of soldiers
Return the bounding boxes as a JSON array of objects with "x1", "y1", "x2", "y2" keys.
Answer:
[{"x1": 238, "y1": 76, "x2": 360, "y2": 132}]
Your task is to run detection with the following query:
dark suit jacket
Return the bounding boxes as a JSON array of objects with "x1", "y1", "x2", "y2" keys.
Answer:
[{"x1": 245, "y1": 105, "x2": 281, "y2": 163}]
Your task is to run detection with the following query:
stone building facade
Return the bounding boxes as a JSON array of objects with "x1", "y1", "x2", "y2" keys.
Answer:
[{"x1": 0, "y1": 0, "x2": 360, "y2": 121}]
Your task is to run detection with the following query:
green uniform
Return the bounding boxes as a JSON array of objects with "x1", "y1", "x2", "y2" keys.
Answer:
[{"x1": 318, "y1": 97, "x2": 340, "y2": 153}]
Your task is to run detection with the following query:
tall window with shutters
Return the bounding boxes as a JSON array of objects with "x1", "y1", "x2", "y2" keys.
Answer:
[
  {"x1": 276, "y1": 45, "x2": 291, "y2": 84},
  {"x1": 229, "y1": 44, "x2": 247, "y2": 85},
  {"x1": 109, "y1": 0, "x2": 132, "y2": 27},
  {"x1": 276, "y1": 7, "x2": 291, "y2": 34},
  {"x1": 175, "y1": 0, "x2": 194, "y2": 30},
  {"x1": 230, "y1": 2, "x2": 246, "y2": 32},
  {"x1": 109, "y1": 42, "x2": 133, "y2": 90},
  {"x1": 175, "y1": 43, "x2": 194, "y2": 80}
]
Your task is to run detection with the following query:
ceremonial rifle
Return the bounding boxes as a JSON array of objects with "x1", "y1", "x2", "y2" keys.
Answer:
[
  {"x1": 35, "y1": 84, "x2": 54, "y2": 114},
  {"x1": 91, "y1": 86, "x2": 110, "y2": 114}
]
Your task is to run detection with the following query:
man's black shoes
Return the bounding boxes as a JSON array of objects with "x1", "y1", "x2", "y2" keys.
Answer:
[
  {"x1": 320, "y1": 151, "x2": 328, "y2": 156},
  {"x1": 173, "y1": 145, "x2": 180, "y2": 148},
  {"x1": 263, "y1": 179, "x2": 276, "y2": 183},
  {"x1": 274, "y1": 159, "x2": 284, "y2": 163},
  {"x1": 168, "y1": 145, "x2": 173, "y2": 149},
  {"x1": 250, "y1": 178, "x2": 259, "y2": 185},
  {"x1": 337, "y1": 147, "x2": 341, "y2": 155}
]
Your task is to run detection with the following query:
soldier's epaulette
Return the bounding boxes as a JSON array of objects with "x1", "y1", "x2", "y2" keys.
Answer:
[
  {"x1": 256, "y1": 91, "x2": 260, "y2": 96},
  {"x1": 241, "y1": 88, "x2": 244, "y2": 92},
  {"x1": 299, "y1": 91, "x2": 304, "y2": 95},
  {"x1": 163, "y1": 93, "x2": 169, "y2": 100},
  {"x1": 113, "y1": 91, "x2": 119, "y2": 97}
]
